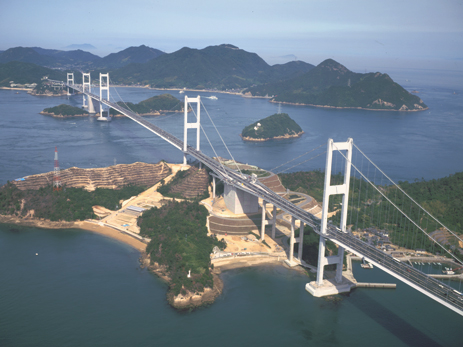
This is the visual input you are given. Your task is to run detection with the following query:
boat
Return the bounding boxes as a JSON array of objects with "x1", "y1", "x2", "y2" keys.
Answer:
[
  {"x1": 206, "y1": 96, "x2": 218, "y2": 100},
  {"x1": 179, "y1": 90, "x2": 184, "y2": 94},
  {"x1": 361, "y1": 263, "x2": 373, "y2": 269},
  {"x1": 437, "y1": 262, "x2": 442, "y2": 266}
]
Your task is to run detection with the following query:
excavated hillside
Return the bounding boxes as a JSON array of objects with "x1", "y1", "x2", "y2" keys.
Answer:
[
  {"x1": 163, "y1": 167, "x2": 210, "y2": 199},
  {"x1": 12, "y1": 162, "x2": 171, "y2": 191}
]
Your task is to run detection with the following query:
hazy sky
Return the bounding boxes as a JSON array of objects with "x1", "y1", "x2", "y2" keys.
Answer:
[{"x1": 1, "y1": 0, "x2": 462, "y2": 71}]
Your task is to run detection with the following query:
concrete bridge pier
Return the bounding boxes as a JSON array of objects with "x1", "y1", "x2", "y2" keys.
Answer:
[{"x1": 223, "y1": 184, "x2": 259, "y2": 214}]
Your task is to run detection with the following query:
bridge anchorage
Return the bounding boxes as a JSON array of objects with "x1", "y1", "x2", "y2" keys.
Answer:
[{"x1": 64, "y1": 76, "x2": 463, "y2": 317}]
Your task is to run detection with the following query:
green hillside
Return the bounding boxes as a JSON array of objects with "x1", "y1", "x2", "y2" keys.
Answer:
[
  {"x1": 139, "y1": 200, "x2": 226, "y2": 296},
  {"x1": 111, "y1": 44, "x2": 314, "y2": 90},
  {"x1": 279, "y1": 170, "x2": 463, "y2": 260},
  {"x1": 0, "y1": 61, "x2": 67, "y2": 87},
  {"x1": 241, "y1": 113, "x2": 303, "y2": 140},
  {"x1": 42, "y1": 104, "x2": 88, "y2": 116},
  {"x1": 109, "y1": 94, "x2": 183, "y2": 115},
  {"x1": 245, "y1": 59, "x2": 428, "y2": 111}
]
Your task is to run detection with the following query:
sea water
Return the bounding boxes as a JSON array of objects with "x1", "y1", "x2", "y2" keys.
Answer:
[{"x1": 1, "y1": 67, "x2": 463, "y2": 346}]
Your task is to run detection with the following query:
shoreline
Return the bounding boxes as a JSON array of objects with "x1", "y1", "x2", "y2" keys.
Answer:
[
  {"x1": 240, "y1": 131, "x2": 304, "y2": 142},
  {"x1": 0, "y1": 213, "x2": 289, "y2": 310},
  {"x1": 268, "y1": 99, "x2": 429, "y2": 112},
  {"x1": 0, "y1": 214, "x2": 147, "y2": 252}
]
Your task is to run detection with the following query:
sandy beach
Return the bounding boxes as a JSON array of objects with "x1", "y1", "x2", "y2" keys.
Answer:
[{"x1": 0, "y1": 215, "x2": 147, "y2": 252}]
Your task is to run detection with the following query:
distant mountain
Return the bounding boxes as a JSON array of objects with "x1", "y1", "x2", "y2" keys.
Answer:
[
  {"x1": 0, "y1": 45, "x2": 164, "y2": 70},
  {"x1": 65, "y1": 44, "x2": 96, "y2": 50},
  {"x1": 245, "y1": 59, "x2": 428, "y2": 111},
  {"x1": 93, "y1": 45, "x2": 165, "y2": 69},
  {"x1": 0, "y1": 47, "x2": 55, "y2": 66},
  {"x1": 111, "y1": 44, "x2": 314, "y2": 90}
]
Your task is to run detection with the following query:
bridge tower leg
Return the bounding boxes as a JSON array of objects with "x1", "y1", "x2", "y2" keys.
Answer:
[
  {"x1": 98, "y1": 73, "x2": 110, "y2": 120},
  {"x1": 67, "y1": 73, "x2": 74, "y2": 96},
  {"x1": 183, "y1": 96, "x2": 201, "y2": 167},
  {"x1": 306, "y1": 138, "x2": 354, "y2": 297},
  {"x1": 82, "y1": 73, "x2": 95, "y2": 113}
]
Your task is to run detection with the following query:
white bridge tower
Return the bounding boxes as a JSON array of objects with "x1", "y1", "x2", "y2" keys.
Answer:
[
  {"x1": 98, "y1": 73, "x2": 111, "y2": 121},
  {"x1": 67, "y1": 73, "x2": 74, "y2": 96},
  {"x1": 82, "y1": 72, "x2": 95, "y2": 113},
  {"x1": 306, "y1": 138, "x2": 354, "y2": 297},
  {"x1": 183, "y1": 95, "x2": 201, "y2": 166}
]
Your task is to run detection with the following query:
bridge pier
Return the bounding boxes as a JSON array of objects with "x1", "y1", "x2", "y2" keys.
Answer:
[
  {"x1": 260, "y1": 200, "x2": 266, "y2": 240},
  {"x1": 306, "y1": 138, "x2": 354, "y2": 297},
  {"x1": 223, "y1": 184, "x2": 259, "y2": 214},
  {"x1": 271, "y1": 205, "x2": 276, "y2": 239}
]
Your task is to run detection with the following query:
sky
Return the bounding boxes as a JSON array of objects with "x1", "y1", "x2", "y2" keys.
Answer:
[{"x1": 1, "y1": 0, "x2": 462, "y2": 71}]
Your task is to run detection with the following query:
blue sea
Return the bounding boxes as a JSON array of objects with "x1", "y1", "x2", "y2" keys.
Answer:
[{"x1": 0, "y1": 67, "x2": 463, "y2": 346}]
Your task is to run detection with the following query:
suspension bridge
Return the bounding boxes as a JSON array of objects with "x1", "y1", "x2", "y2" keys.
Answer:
[{"x1": 62, "y1": 72, "x2": 463, "y2": 317}]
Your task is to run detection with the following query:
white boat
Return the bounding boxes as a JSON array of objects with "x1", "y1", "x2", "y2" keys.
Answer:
[
  {"x1": 206, "y1": 96, "x2": 218, "y2": 100},
  {"x1": 179, "y1": 90, "x2": 184, "y2": 94}
]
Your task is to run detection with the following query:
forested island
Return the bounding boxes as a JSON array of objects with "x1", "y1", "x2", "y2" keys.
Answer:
[
  {"x1": 245, "y1": 59, "x2": 428, "y2": 112},
  {"x1": 241, "y1": 113, "x2": 303, "y2": 141},
  {"x1": 109, "y1": 94, "x2": 183, "y2": 116},
  {"x1": 41, "y1": 104, "x2": 89, "y2": 117}
]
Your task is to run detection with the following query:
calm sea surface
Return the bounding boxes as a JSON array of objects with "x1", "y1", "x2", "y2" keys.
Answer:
[{"x1": 1, "y1": 67, "x2": 463, "y2": 346}]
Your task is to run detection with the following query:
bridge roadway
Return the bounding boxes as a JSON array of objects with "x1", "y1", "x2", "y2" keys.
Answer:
[{"x1": 67, "y1": 83, "x2": 463, "y2": 316}]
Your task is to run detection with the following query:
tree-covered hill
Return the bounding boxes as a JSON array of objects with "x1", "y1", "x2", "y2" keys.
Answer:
[
  {"x1": 138, "y1": 200, "x2": 225, "y2": 296},
  {"x1": 279, "y1": 170, "x2": 463, "y2": 260},
  {"x1": 0, "y1": 45, "x2": 164, "y2": 70},
  {"x1": 93, "y1": 45, "x2": 165, "y2": 69},
  {"x1": 245, "y1": 59, "x2": 427, "y2": 111},
  {"x1": 241, "y1": 113, "x2": 303, "y2": 141},
  {"x1": 111, "y1": 44, "x2": 314, "y2": 90},
  {"x1": 0, "y1": 182, "x2": 145, "y2": 222},
  {"x1": 0, "y1": 61, "x2": 67, "y2": 87},
  {"x1": 42, "y1": 104, "x2": 89, "y2": 117},
  {"x1": 109, "y1": 94, "x2": 183, "y2": 115}
]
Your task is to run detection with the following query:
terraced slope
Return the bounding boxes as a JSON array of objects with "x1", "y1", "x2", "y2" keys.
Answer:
[
  {"x1": 12, "y1": 162, "x2": 171, "y2": 191},
  {"x1": 158, "y1": 167, "x2": 210, "y2": 199}
]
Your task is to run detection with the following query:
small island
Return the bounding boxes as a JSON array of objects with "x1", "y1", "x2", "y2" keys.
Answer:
[
  {"x1": 241, "y1": 113, "x2": 304, "y2": 142},
  {"x1": 40, "y1": 104, "x2": 89, "y2": 118},
  {"x1": 110, "y1": 93, "x2": 183, "y2": 116}
]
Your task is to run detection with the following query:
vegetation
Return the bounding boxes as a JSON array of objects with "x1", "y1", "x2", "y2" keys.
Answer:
[
  {"x1": 0, "y1": 61, "x2": 67, "y2": 87},
  {"x1": 0, "y1": 182, "x2": 145, "y2": 221},
  {"x1": 138, "y1": 200, "x2": 226, "y2": 295},
  {"x1": 241, "y1": 113, "x2": 303, "y2": 140},
  {"x1": 110, "y1": 94, "x2": 182, "y2": 115},
  {"x1": 0, "y1": 45, "x2": 163, "y2": 70},
  {"x1": 279, "y1": 170, "x2": 463, "y2": 261},
  {"x1": 111, "y1": 44, "x2": 314, "y2": 90},
  {"x1": 42, "y1": 104, "x2": 89, "y2": 116},
  {"x1": 245, "y1": 59, "x2": 427, "y2": 111}
]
